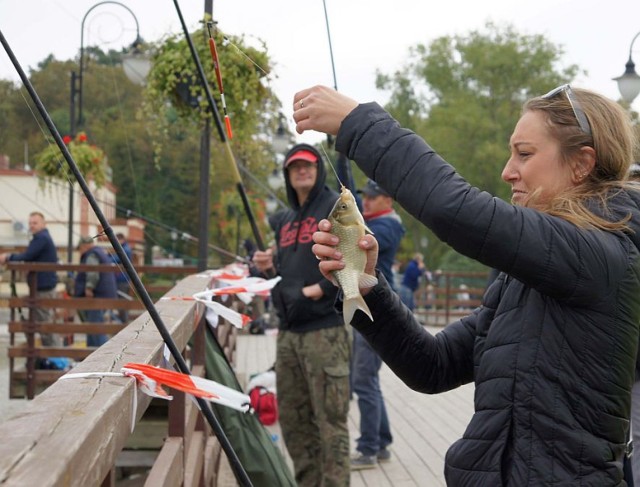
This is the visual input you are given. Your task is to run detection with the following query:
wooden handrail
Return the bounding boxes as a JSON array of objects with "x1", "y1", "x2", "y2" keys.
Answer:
[
  {"x1": 4, "y1": 262, "x2": 198, "y2": 274},
  {"x1": 0, "y1": 273, "x2": 237, "y2": 486},
  {"x1": 8, "y1": 321, "x2": 127, "y2": 334},
  {"x1": 8, "y1": 297, "x2": 146, "y2": 310},
  {"x1": 414, "y1": 270, "x2": 490, "y2": 325}
]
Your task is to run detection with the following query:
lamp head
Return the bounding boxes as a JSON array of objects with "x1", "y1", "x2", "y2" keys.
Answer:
[{"x1": 614, "y1": 57, "x2": 640, "y2": 104}]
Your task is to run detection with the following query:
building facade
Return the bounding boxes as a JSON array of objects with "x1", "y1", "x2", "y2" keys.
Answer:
[{"x1": 0, "y1": 159, "x2": 144, "y2": 264}]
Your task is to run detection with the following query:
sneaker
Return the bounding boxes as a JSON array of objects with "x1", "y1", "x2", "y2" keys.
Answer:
[
  {"x1": 350, "y1": 452, "x2": 378, "y2": 470},
  {"x1": 377, "y1": 448, "x2": 392, "y2": 462}
]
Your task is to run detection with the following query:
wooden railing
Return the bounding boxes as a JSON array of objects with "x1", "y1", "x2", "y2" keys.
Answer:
[
  {"x1": 0, "y1": 271, "x2": 239, "y2": 487},
  {"x1": 414, "y1": 270, "x2": 490, "y2": 325},
  {"x1": 4, "y1": 262, "x2": 196, "y2": 399}
]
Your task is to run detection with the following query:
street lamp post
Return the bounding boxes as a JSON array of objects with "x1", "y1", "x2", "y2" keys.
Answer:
[
  {"x1": 614, "y1": 31, "x2": 640, "y2": 105},
  {"x1": 67, "y1": 1, "x2": 150, "y2": 262},
  {"x1": 77, "y1": 1, "x2": 147, "y2": 127}
]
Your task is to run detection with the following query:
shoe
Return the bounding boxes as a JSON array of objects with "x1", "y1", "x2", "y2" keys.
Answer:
[
  {"x1": 377, "y1": 448, "x2": 391, "y2": 462},
  {"x1": 350, "y1": 452, "x2": 378, "y2": 470}
]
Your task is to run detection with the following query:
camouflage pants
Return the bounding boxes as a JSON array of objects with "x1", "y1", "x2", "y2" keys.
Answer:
[
  {"x1": 276, "y1": 326, "x2": 351, "y2": 487},
  {"x1": 34, "y1": 289, "x2": 63, "y2": 347}
]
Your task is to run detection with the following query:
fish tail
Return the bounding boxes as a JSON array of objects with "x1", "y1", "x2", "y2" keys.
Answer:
[{"x1": 343, "y1": 294, "x2": 373, "y2": 324}]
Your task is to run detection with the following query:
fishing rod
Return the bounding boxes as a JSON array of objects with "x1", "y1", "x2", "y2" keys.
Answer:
[
  {"x1": 321, "y1": 0, "x2": 356, "y2": 195},
  {"x1": 0, "y1": 28, "x2": 252, "y2": 487},
  {"x1": 171, "y1": 0, "x2": 267, "y2": 256}
]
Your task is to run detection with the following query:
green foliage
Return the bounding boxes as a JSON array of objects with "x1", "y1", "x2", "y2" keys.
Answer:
[
  {"x1": 140, "y1": 25, "x2": 281, "y2": 261},
  {"x1": 141, "y1": 26, "x2": 279, "y2": 168},
  {"x1": 0, "y1": 28, "x2": 283, "y2": 265},
  {"x1": 377, "y1": 22, "x2": 583, "y2": 269},
  {"x1": 35, "y1": 132, "x2": 107, "y2": 187}
]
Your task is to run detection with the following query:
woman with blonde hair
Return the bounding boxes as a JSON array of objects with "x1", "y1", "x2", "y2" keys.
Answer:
[{"x1": 301, "y1": 84, "x2": 640, "y2": 485}]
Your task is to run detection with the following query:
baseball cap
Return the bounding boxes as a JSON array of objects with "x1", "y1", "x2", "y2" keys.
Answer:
[
  {"x1": 284, "y1": 149, "x2": 318, "y2": 168},
  {"x1": 76, "y1": 236, "x2": 94, "y2": 249},
  {"x1": 357, "y1": 179, "x2": 390, "y2": 197}
]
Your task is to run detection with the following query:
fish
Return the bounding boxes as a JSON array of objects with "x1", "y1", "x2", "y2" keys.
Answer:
[{"x1": 327, "y1": 185, "x2": 378, "y2": 323}]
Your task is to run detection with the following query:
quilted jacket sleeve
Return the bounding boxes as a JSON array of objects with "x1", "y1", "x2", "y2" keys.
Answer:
[
  {"x1": 345, "y1": 273, "x2": 477, "y2": 393},
  {"x1": 336, "y1": 103, "x2": 628, "y2": 303}
]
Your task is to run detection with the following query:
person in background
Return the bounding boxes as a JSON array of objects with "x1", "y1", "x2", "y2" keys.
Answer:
[
  {"x1": 391, "y1": 260, "x2": 402, "y2": 290},
  {"x1": 350, "y1": 179, "x2": 405, "y2": 470},
  {"x1": 74, "y1": 236, "x2": 117, "y2": 347},
  {"x1": 0, "y1": 212, "x2": 63, "y2": 350},
  {"x1": 399, "y1": 252, "x2": 427, "y2": 311},
  {"x1": 456, "y1": 283, "x2": 471, "y2": 310},
  {"x1": 110, "y1": 232, "x2": 132, "y2": 323},
  {"x1": 252, "y1": 143, "x2": 350, "y2": 486},
  {"x1": 303, "y1": 84, "x2": 640, "y2": 485}
]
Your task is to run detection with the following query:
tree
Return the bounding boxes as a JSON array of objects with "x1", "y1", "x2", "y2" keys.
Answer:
[
  {"x1": 0, "y1": 27, "x2": 283, "y2": 266},
  {"x1": 376, "y1": 22, "x2": 582, "y2": 269}
]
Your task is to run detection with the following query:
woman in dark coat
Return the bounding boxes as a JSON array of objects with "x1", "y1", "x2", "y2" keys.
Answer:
[{"x1": 300, "y1": 84, "x2": 640, "y2": 486}]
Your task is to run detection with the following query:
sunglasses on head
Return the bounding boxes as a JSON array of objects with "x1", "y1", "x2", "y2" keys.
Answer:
[{"x1": 541, "y1": 84, "x2": 592, "y2": 136}]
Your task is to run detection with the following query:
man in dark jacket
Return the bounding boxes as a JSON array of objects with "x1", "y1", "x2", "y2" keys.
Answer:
[
  {"x1": 74, "y1": 236, "x2": 117, "y2": 347},
  {"x1": 351, "y1": 179, "x2": 405, "y2": 469},
  {"x1": 399, "y1": 253, "x2": 427, "y2": 311},
  {"x1": 252, "y1": 144, "x2": 350, "y2": 486},
  {"x1": 0, "y1": 211, "x2": 61, "y2": 347}
]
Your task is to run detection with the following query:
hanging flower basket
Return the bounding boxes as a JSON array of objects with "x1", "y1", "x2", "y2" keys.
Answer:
[{"x1": 35, "y1": 132, "x2": 107, "y2": 187}]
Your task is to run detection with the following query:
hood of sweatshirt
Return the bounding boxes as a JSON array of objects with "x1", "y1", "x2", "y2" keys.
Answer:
[{"x1": 282, "y1": 143, "x2": 328, "y2": 210}]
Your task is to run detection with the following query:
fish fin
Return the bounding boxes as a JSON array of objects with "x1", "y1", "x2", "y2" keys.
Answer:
[
  {"x1": 364, "y1": 224, "x2": 374, "y2": 235},
  {"x1": 343, "y1": 294, "x2": 373, "y2": 323},
  {"x1": 359, "y1": 273, "x2": 378, "y2": 288}
]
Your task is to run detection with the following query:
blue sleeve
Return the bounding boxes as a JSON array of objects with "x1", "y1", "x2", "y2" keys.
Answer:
[{"x1": 9, "y1": 235, "x2": 46, "y2": 262}]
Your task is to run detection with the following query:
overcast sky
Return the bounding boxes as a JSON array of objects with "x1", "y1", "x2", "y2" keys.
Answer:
[{"x1": 1, "y1": 0, "x2": 640, "y2": 146}]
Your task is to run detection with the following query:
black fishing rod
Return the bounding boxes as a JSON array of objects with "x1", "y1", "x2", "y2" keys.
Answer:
[
  {"x1": 0, "y1": 28, "x2": 252, "y2": 487},
  {"x1": 172, "y1": 0, "x2": 267, "y2": 255}
]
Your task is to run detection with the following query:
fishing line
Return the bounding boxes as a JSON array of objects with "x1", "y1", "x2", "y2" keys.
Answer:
[
  {"x1": 0, "y1": 178, "x2": 74, "y2": 232},
  {"x1": 320, "y1": 144, "x2": 344, "y2": 187},
  {"x1": 0, "y1": 197, "x2": 20, "y2": 222},
  {"x1": 105, "y1": 59, "x2": 142, "y2": 213},
  {"x1": 215, "y1": 28, "x2": 270, "y2": 77},
  {"x1": 14, "y1": 85, "x2": 76, "y2": 187}
]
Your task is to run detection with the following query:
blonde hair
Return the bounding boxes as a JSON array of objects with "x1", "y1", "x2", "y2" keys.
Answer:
[{"x1": 523, "y1": 88, "x2": 638, "y2": 231}]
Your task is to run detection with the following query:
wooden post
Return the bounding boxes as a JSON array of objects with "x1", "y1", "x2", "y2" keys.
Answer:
[{"x1": 25, "y1": 272, "x2": 37, "y2": 399}]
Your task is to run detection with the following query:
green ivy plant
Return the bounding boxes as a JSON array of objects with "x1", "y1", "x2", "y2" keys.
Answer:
[{"x1": 141, "y1": 24, "x2": 281, "y2": 168}]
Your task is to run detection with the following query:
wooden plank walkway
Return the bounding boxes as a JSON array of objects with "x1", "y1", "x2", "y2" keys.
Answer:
[{"x1": 234, "y1": 327, "x2": 475, "y2": 486}]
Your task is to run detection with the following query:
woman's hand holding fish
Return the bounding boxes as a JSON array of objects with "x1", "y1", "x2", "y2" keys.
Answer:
[
  {"x1": 312, "y1": 219, "x2": 379, "y2": 296},
  {"x1": 292, "y1": 86, "x2": 358, "y2": 136}
]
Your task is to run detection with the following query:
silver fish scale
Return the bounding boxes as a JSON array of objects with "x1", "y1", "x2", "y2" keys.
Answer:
[{"x1": 330, "y1": 221, "x2": 366, "y2": 301}]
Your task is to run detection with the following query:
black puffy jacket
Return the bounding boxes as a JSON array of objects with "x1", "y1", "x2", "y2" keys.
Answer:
[{"x1": 339, "y1": 103, "x2": 640, "y2": 485}]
